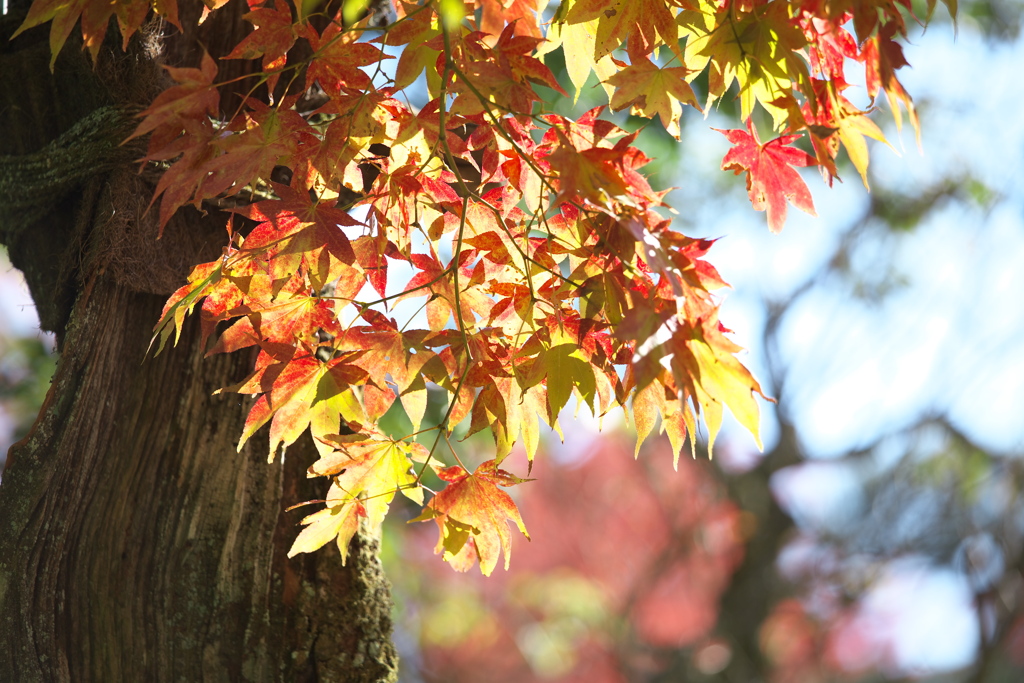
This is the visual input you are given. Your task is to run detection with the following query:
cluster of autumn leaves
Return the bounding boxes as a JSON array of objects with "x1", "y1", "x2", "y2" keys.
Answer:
[{"x1": 14, "y1": 0, "x2": 944, "y2": 574}]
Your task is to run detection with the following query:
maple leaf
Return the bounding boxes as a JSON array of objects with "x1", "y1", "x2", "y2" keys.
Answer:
[
  {"x1": 631, "y1": 312, "x2": 769, "y2": 460},
  {"x1": 337, "y1": 310, "x2": 411, "y2": 382},
  {"x1": 605, "y1": 36, "x2": 700, "y2": 140},
  {"x1": 416, "y1": 460, "x2": 530, "y2": 576},
  {"x1": 546, "y1": 132, "x2": 632, "y2": 213},
  {"x1": 541, "y1": 5, "x2": 617, "y2": 103},
  {"x1": 564, "y1": 0, "x2": 679, "y2": 62},
  {"x1": 224, "y1": 0, "x2": 297, "y2": 93},
  {"x1": 844, "y1": 0, "x2": 911, "y2": 44},
  {"x1": 236, "y1": 186, "x2": 361, "y2": 288},
  {"x1": 715, "y1": 120, "x2": 817, "y2": 233},
  {"x1": 669, "y1": 317, "x2": 767, "y2": 458},
  {"x1": 236, "y1": 352, "x2": 323, "y2": 460},
  {"x1": 152, "y1": 258, "x2": 225, "y2": 354},
  {"x1": 228, "y1": 347, "x2": 368, "y2": 460},
  {"x1": 480, "y1": 0, "x2": 546, "y2": 39},
  {"x1": 308, "y1": 432, "x2": 426, "y2": 528},
  {"x1": 202, "y1": 102, "x2": 317, "y2": 200},
  {"x1": 390, "y1": 98, "x2": 467, "y2": 171},
  {"x1": 438, "y1": 24, "x2": 564, "y2": 115},
  {"x1": 130, "y1": 52, "x2": 220, "y2": 152},
  {"x1": 382, "y1": 0, "x2": 442, "y2": 90},
  {"x1": 207, "y1": 293, "x2": 341, "y2": 355},
  {"x1": 799, "y1": 12, "x2": 858, "y2": 80},
  {"x1": 396, "y1": 251, "x2": 494, "y2": 331},
  {"x1": 351, "y1": 234, "x2": 390, "y2": 298},
  {"x1": 631, "y1": 377, "x2": 694, "y2": 463},
  {"x1": 522, "y1": 325, "x2": 598, "y2": 423},
  {"x1": 467, "y1": 375, "x2": 548, "y2": 463},
  {"x1": 680, "y1": 0, "x2": 810, "y2": 129},
  {"x1": 543, "y1": 110, "x2": 666, "y2": 215},
  {"x1": 128, "y1": 52, "x2": 225, "y2": 229},
  {"x1": 862, "y1": 22, "x2": 920, "y2": 140},
  {"x1": 803, "y1": 78, "x2": 893, "y2": 189},
  {"x1": 288, "y1": 492, "x2": 364, "y2": 563},
  {"x1": 490, "y1": 22, "x2": 566, "y2": 96},
  {"x1": 306, "y1": 24, "x2": 391, "y2": 90}
]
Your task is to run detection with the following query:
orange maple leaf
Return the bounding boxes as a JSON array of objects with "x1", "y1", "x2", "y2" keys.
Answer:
[
  {"x1": 200, "y1": 103, "x2": 317, "y2": 201},
  {"x1": 306, "y1": 25, "x2": 391, "y2": 90},
  {"x1": 417, "y1": 460, "x2": 530, "y2": 576},
  {"x1": 862, "y1": 22, "x2": 919, "y2": 139},
  {"x1": 207, "y1": 293, "x2": 341, "y2": 355},
  {"x1": 130, "y1": 51, "x2": 220, "y2": 152},
  {"x1": 224, "y1": 0, "x2": 297, "y2": 93},
  {"x1": 479, "y1": 0, "x2": 546, "y2": 39},
  {"x1": 233, "y1": 352, "x2": 367, "y2": 461}
]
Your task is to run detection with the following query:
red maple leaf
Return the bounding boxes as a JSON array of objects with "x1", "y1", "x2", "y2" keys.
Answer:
[
  {"x1": 236, "y1": 185, "x2": 361, "y2": 287},
  {"x1": 715, "y1": 120, "x2": 817, "y2": 233}
]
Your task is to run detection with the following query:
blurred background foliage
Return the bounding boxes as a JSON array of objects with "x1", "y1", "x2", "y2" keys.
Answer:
[
  {"x1": 2, "y1": 0, "x2": 1023, "y2": 681},
  {"x1": 0, "y1": 250, "x2": 56, "y2": 473}
]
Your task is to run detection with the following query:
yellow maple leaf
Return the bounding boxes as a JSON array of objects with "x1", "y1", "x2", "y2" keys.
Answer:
[
  {"x1": 310, "y1": 433, "x2": 426, "y2": 527},
  {"x1": 288, "y1": 492, "x2": 363, "y2": 563},
  {"x1": 605, "y1": 57, "x2": 700, "y2": 139}
]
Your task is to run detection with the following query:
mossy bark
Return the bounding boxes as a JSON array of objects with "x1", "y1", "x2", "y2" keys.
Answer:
[{"x1": 0, "y1": 8, "x2": 398, "y2": 682}]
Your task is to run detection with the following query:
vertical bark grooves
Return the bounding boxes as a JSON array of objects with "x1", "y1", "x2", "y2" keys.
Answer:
[{"x1": 0, "y1": 273, "x2": 398, "y2": 682}]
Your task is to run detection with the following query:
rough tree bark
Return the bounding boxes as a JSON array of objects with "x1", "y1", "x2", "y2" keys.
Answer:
[{"x1": 0, "y1": 6, "x2": 399, "y2": 682}]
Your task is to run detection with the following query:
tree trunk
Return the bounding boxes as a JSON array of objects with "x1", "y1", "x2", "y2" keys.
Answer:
[{"x1": 0, "y1": 10, "x2": 398, "y2": 683}]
